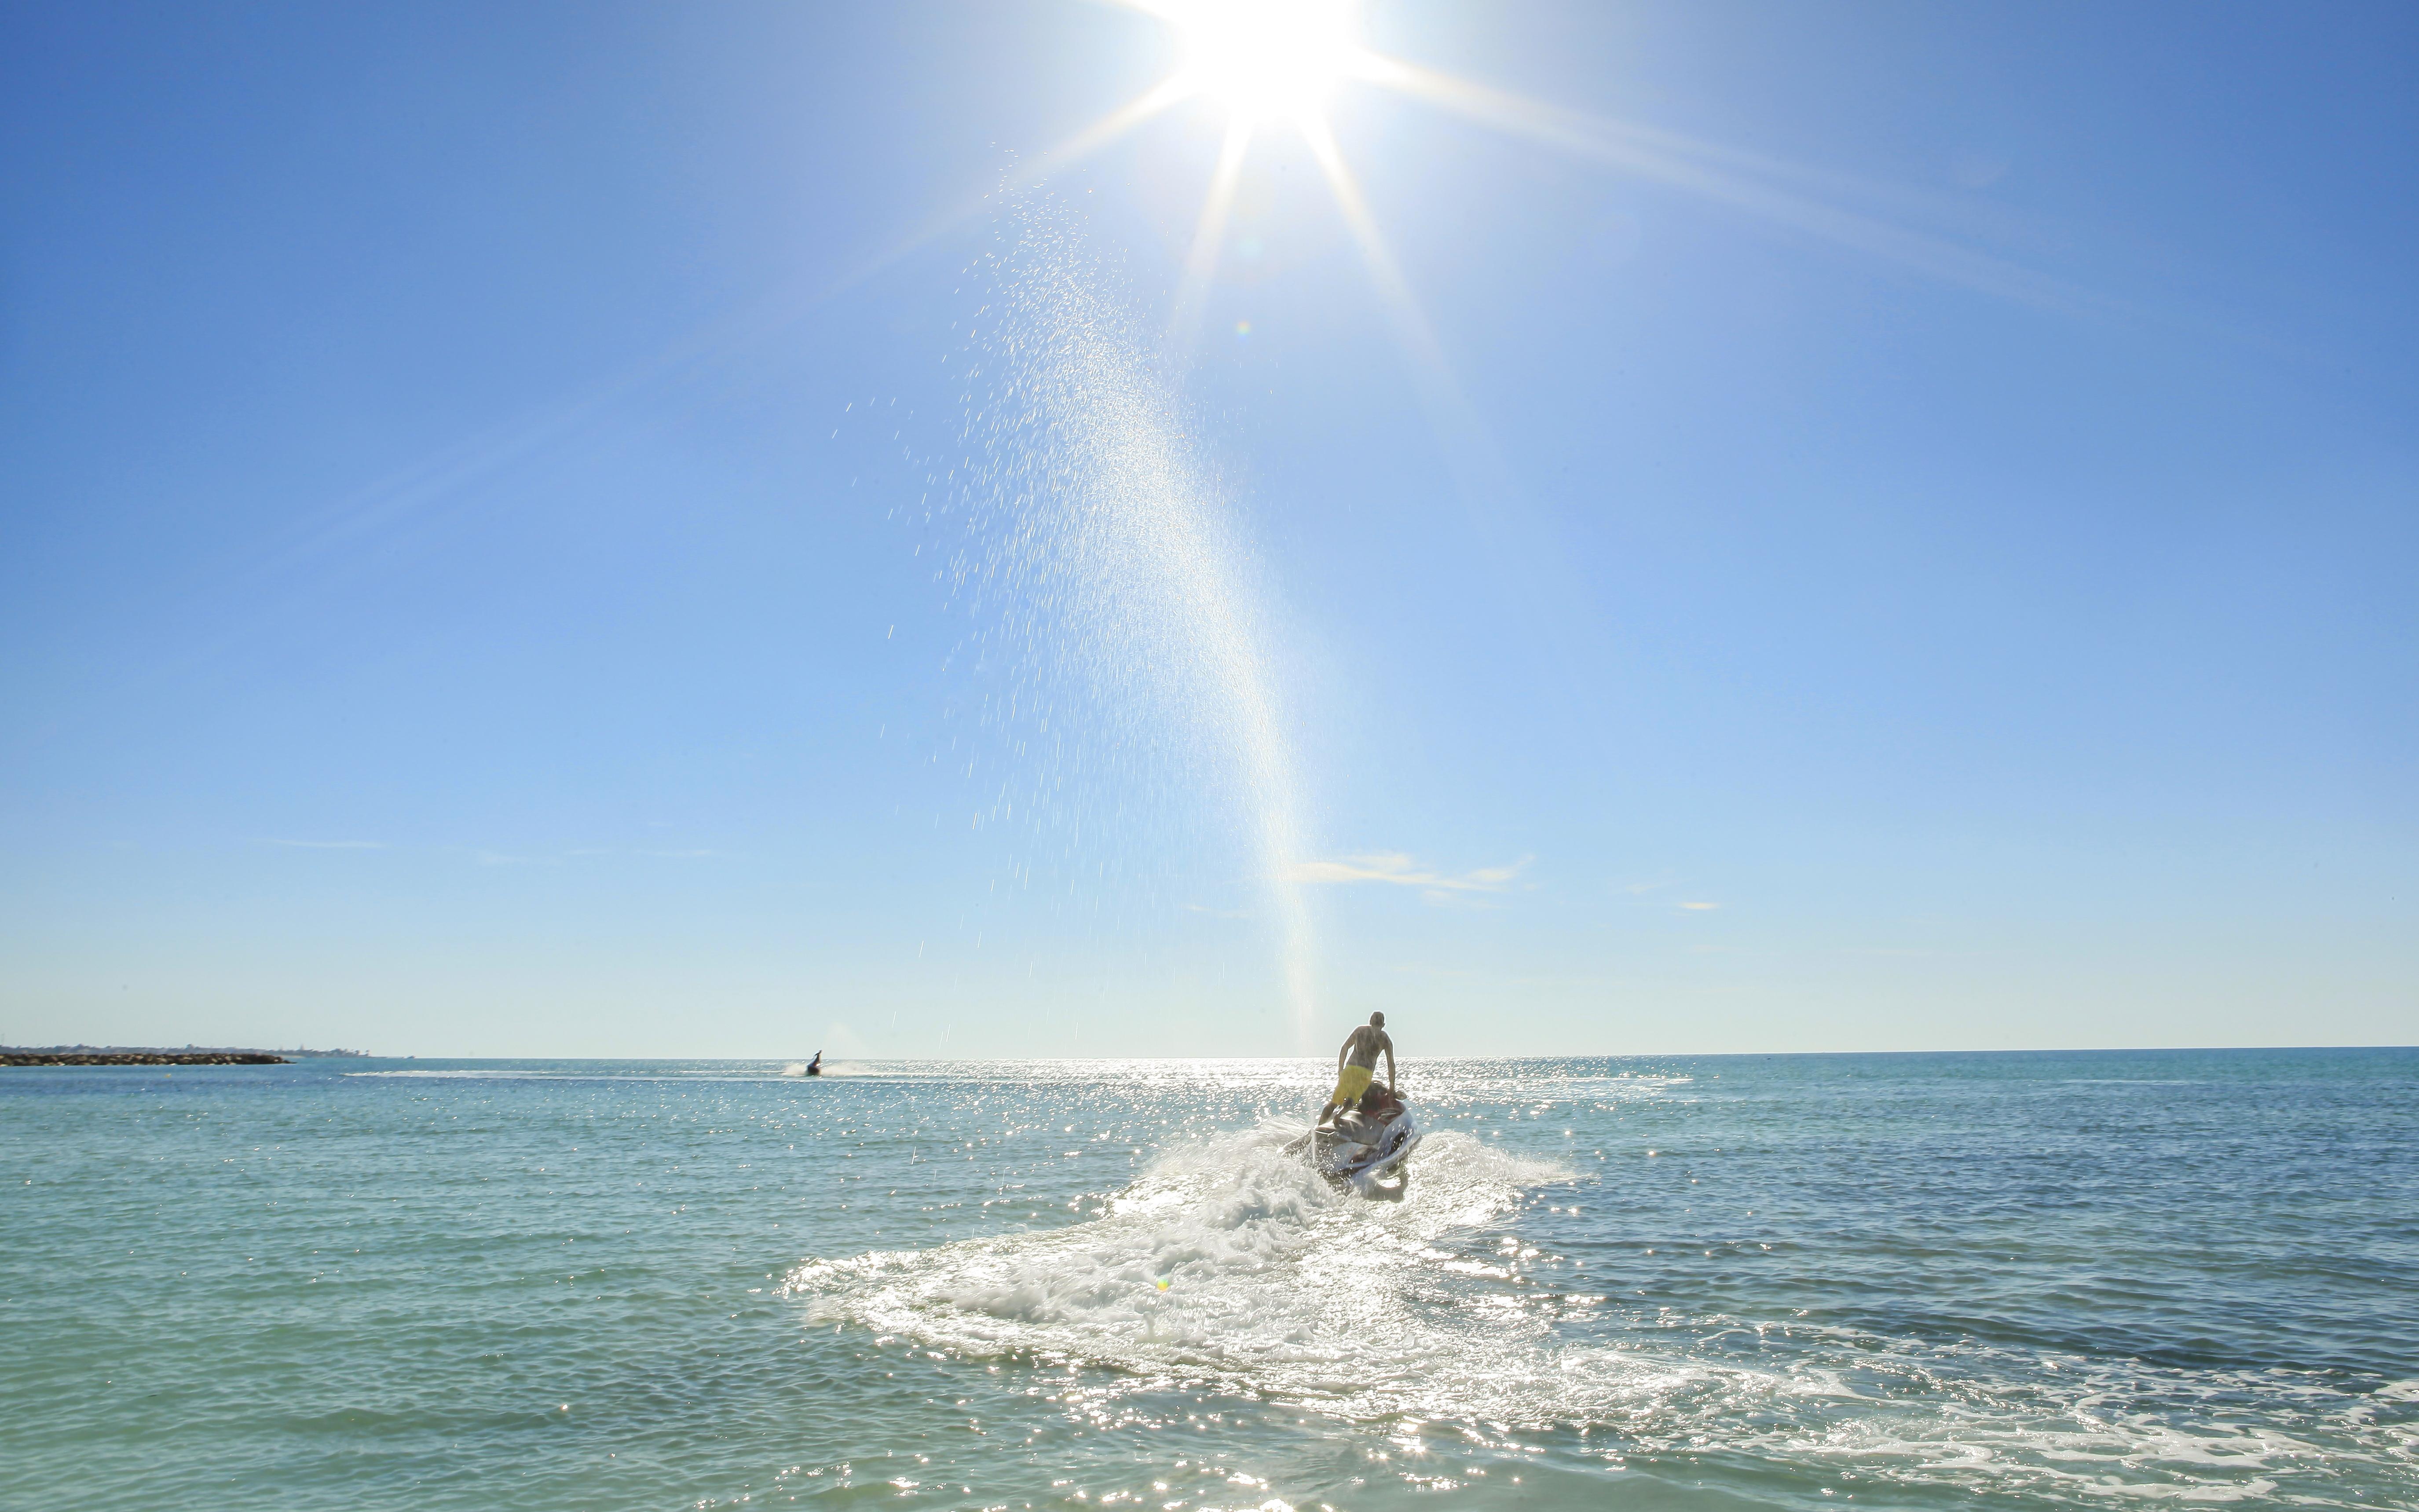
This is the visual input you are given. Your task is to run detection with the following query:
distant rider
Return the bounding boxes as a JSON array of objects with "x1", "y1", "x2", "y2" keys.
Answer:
[{"x1": 1315, "y1": 1013, "x2": 1395, "y2": 1126}]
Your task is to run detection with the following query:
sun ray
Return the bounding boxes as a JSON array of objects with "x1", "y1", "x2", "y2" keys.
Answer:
[
  {"x1": 1009, "y1": 73, "x2": 1198, "y2": 198},
  {"x1": 1298, "y1": 113, "x2": 1510, "y2": 505},
  {"x1": 1298, "y1": 115, "x2": 1446, "y2": 379},
  {"x1": 1165, "y1": 119, "x2": 1255, "y2": 366},
  {"x1": 868, "y1": 73, "x2": 1200, "y2": 279},
  {"x1": 1354, "y1": 53, "x2": 2092, "y2": 311},
  {"x1": 1299, "y1": 111, "x2": 1613, "y2": 727}
]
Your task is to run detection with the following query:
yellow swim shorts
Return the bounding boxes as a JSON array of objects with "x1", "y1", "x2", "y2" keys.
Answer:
[{"x1": 1330, "y1": 1063, "x2": 1374, "y2": 1106}]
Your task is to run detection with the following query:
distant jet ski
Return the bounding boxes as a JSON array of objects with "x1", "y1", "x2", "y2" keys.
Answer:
[
  {"x1": 805, "y1": 1052, "x2": 822, "y2": 1076},
  {"x1": 1289, "y1": 1085, "x2": 1421, "y2": 1201}
]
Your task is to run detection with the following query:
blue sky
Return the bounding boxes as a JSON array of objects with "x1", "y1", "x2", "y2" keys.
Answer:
[{"x1": 2, "y1": 0, "x2": 2412, "y2": 1057}]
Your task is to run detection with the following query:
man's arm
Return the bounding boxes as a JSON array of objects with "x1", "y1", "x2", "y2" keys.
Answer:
[{"x1": 1382, "y1": 1035, "x2": 1396, "y2": 1091}]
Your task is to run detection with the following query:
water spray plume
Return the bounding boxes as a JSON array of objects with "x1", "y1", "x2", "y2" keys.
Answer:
[{"x1": 940, "y1": 198, "x2": 1320, "y2": 1047}]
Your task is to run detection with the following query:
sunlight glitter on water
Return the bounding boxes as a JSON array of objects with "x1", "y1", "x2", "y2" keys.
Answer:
[{"x1": 6, "y1": 1051, "x2": 2415, "y2": 1510}]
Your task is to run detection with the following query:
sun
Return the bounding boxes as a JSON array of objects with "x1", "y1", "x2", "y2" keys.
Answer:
[
  {"x1": 1015, "y1": 0, "x2": 2043, "y2": 488},
  {"x1": 1165, "y1": 0, "x2": 1360, "y2": 126}
]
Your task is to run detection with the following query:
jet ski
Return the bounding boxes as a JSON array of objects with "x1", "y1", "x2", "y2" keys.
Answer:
[{"x1": 1290, "y1": 1084, "x2": 1422, "y2": 1201}]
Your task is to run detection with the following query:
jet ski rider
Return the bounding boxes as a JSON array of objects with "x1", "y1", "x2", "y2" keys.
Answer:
[{"x1": 1316, "y1": 1012, "x2": 1396, "y2": 1127}]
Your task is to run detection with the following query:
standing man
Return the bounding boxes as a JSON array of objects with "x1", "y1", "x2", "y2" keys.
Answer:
[{"x1": 1316, "y1": 1012, "x2": 1396, "y2": 1126}]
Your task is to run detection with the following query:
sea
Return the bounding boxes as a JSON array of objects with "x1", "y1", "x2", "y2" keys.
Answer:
[{"x1": 4, "y1": 1050, "x2": 2414, "y2": 1510}]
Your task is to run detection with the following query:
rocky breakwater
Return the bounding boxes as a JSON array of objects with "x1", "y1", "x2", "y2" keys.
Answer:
[{"x1": 2, "y1": 1051, "x2": 289, "y2": 1066}]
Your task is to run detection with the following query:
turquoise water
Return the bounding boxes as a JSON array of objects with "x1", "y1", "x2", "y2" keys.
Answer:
[{"x1": 4, "y1": 1050, "x2": 2414, "y2": 1509}]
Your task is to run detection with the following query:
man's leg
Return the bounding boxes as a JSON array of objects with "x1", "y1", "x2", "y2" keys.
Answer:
[{"x1": 1336, "y1": 1064, "x2": 1371, "y2": 1116}]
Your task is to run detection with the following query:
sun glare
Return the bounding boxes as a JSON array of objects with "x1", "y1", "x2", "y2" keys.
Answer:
[{"x1": 1169, "y1": 0, "x2": 1359, "y2": 125}]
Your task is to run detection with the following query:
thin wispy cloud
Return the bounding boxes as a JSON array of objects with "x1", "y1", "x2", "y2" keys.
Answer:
[
  {"x1": 1621, "y1": 879, "x2": 1719, "y2": 912},
  {"x1": 479, "y1": 846, "x2": 737, "y2": 863},
  {"x1": 474, "y1": 850, "x2": 553, "y2": 868},
  {"x1": 1290, "y1": 852, "x2": 1532, "y2": 906},
  {"x1": 254, "y1": 838, "x2": 383, "y2": 850}
]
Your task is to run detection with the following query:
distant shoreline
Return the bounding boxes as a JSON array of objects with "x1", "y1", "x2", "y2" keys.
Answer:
[{"x1": 2, "y1": 1051, "x2": 289, "y2": 1066}]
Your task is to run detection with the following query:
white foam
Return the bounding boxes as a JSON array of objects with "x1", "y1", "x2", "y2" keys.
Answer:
[
  {"x1": 785, "y1": 1121, "x2": 2407, "y2": 1502},
  {"x1": 343, "y1": 1068, "x2": 805, "y2": 1084},
  {"x1": 786, "y1": 1120, "x2": 1581, "y2": 1411}
]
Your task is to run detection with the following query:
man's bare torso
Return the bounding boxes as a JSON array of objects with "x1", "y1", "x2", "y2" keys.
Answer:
[{"x1": 1340, "y1": 1024, "x2": 1392, "y2": 1069}]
